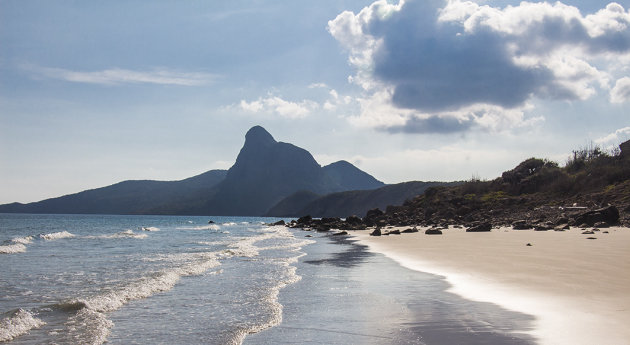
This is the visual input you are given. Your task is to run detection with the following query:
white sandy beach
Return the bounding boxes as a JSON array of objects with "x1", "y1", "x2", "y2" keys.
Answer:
[{"x1": 354, "y1": 226, "x2": 630, "y2": 345}]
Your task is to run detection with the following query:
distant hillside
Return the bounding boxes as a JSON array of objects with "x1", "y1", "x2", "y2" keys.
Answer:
[
  {"x1": 0, "y1": 126, "x2": 387, "y2": 216},
  {"x1": 186, "y1": 126, "x2": 385, "y2": 216},
  {"x1": 267, "y1": 181, "x2": 457, "y2": 218},
  {"x1": 322, "y1": 160, "x2": 385, "y2": 191},
  {"x1": 0, "y1": 170, "x2": 227, "y2": 215},
  {"x1": 367, "y1": 140, "x2": 630, "y2": 227}
]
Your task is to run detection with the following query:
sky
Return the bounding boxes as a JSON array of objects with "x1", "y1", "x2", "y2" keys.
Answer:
[{"x1": 1, "y1": 0, "x2": 630, "y2": 204}]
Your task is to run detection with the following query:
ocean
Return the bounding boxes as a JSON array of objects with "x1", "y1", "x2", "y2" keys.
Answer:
[{"x1": 1, "y1": 214, "x2": 536, "y2": 345}]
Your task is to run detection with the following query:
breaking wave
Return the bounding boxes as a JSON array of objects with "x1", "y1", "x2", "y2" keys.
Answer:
[
  {"x1": 177, "y1": 224, "x2": 221, "y2": 231},
  {"x1": 0, "y1": 236, "x2": 34, "y2": 254},
  {"x1": 39, "y1": 231, "x2": 75, "y2": 241},
  {"x1": 0, "y1": 309, "x2": 46, "y2": 342}
]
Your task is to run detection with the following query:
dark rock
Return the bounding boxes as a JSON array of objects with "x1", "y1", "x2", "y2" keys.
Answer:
[
  {"x1": 425, "y1": 229, "x2": 443, "y2": 235},
  {"x1": 466, "y1": 222, "x2": 492, "y2": 232},
  {"x1": 572, "y1": 205, "x2": 619, "y2": 226},
  {"x1": 512, "y1": 220, "x2": 533, "y2": 230},
  {"x1": 581, "y1": 230, "x2": 595, "y2": 235},
  {"x1": 586, "y1": 237, "x2": 597, "y2": 240},
  {"x1": 402, "y1": 228, "x2": 416, "y2": 233},
  {"x1": 370, "y1": 228, "x2": 382, "y2": 236},
  {"x1": 297, "y1": 215, "x2": 313, "y2": 225},
  {"x1": 534, "y1": 224, "x2": 552, "y2": 231},
  {"x1": 332, "y1": 231, "x2": 348, "y2": 236},
  {"x1": 555, "y1": 217, "x2": 569, "y2": 225},
  {"x1": 272, "y1": 220, "x2": 286, "y2": 226},
  {"x1": 305, "y1": 235, "x2": 312, "y2": 238},
  {"x1": 603, "y1": 231, "x2": 609, "y2": 234},
  {"x1": 593, "y1": 221, "x2": 609, "y2": 228},
  {"x1": 208, "y1": 220, "x2": 215, "y2": 224},
  {"x1": 345, "y1": 215, "x2": 362, "y2": 225},
  {"x1": 388, "y1": 230, "x2": 401, "y2": 235},
  {"x1": 526, "y1": 243, "x2": 532, "y2": 246}
]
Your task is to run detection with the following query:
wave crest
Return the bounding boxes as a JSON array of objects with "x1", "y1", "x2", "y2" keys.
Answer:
[
  {"x1": 39, "y1": 231, "x2": 75, "y2": 241},
  {"x1": 0, "y1": 309, "x2": 46, "y2": 342}
]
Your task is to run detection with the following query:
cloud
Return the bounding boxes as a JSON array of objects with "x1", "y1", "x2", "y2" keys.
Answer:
[
  {"x1": 595, "y1": 126, "x2": 630, "y2": 148},
  {"x1": 328, "y1": 0, "x2": 630, "y2": 134},
  {"x1": 23, "y1": 65, "x2": 216, "y2": 86},
  {"x1": 239, "y1": 96, "x2": 318, "y2": 118},
  {"x1": 610, "y1": 77, "x2": 630, "y2": 103}
]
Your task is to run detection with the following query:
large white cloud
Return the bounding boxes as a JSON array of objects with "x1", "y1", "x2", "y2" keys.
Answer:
[{"x1": 328, "y1": 0, "x2": 630, "y2": 134}]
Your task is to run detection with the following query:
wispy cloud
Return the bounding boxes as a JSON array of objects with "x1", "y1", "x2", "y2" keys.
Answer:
[
  {"x1": 239, "y1": 96, "x2": 318, "y2": 118},
  {"x1": 22, "y1": 64, "x2": 216, "y2": 86}
]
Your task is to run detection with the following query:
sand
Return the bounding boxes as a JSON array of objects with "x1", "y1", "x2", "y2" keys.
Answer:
[{"x1": 353, "y1": 226, "x2": 630, "y2": 345}]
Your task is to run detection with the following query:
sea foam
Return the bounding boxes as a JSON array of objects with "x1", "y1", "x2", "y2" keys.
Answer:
[
  {"x1": 0, "y1": 243, "x2": 27, "y2": 254},
  {"x1": 39, "y1": 231, "x2": 75, "y2": 241},
  {"x1": 0, "y1": 309, "x2": 46, "y2": 342}
]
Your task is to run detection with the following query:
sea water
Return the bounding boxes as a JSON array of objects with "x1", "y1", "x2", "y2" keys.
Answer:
[
  {"x1": 1, "y1": 214, "x2": 536, "y2": 345},
  {"x1": 0, "y1": 214, "x2": 309, "y2": 344}
]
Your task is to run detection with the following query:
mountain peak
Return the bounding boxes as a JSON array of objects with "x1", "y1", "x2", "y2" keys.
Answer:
[{"x1": 245, "y1": 126, "x2": 276, "y2": 147}]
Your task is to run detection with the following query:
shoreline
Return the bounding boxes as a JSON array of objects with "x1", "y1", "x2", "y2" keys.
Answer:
[{"x1": 352, "y1": 226, "x2": 630, "y2": 345}]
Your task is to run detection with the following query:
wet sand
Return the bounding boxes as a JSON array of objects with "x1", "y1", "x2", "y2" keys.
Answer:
[{"x1": 354, "y1": 226, "x2": 630, "y2": 345}]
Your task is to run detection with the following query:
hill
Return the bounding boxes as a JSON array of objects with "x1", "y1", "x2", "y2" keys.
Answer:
[
  {"x1": 266, "y1": 181, "x2": 455, "y2": 218},
  {"x1": 0, "y1": 170, "x2": 227, "y2": 215},
  {"x1": 363, "y1": 140, "x2": 630, "y2": 228},
  {"x1": 0, "y1": 126, "x2": 386, "y2": 216}
]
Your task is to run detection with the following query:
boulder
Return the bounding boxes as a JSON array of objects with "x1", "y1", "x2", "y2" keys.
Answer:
[
  {"x1": 370, "y1": 228, "x2": 382, "y2": 236},
  {"x1": 388, "y1": 229, "x2": 401, "y2": 235},
  {"x1": 332, "y1": 231, "x2": 348, "y2": 236},
  {"x1": 425, "y1": 229, "x2": 443, "y2": 235},
  {"x1": 572, "y1": 205, "x2": 619, "y2": 226},
  {"x1": 272, "y1": 220, "x2": 286, "y2": 226},
  {"x1": 593, "y1": 221, "x2": 609, "y2": 228},
  {"x1": 466, "y1": 222, "x2": 492, "y2": 232},
  {"x1": 297, "y1": 215, "x2": 313, "y2": 225},
  {"x1": 512, "y1": 220, "x2": 533, "y2": 230},
  {"x1": 345, "y1": 215, "x2": 362, "y2": 225}
]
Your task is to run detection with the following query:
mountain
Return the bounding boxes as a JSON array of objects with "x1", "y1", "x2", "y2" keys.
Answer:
[
  {"x1": 322, "y1": 160, "x2": 384, "y2": 191},
  {"x1": 266, "y1": 181, "x2": 456, "y2": 218},
  {"x1": 0, "y1": 126, "x2": 386, "y2": 216},
  {"x1": 186, "y1": 126, "x2": 385, "y2": 215},
  {"x1": 0, "y1": 170, "x2": 227, "y2": 215}
]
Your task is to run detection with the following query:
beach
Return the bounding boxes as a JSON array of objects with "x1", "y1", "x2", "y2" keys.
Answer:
[{"x1": 354, "y1": 226, "x2": 630, "y2": 345}]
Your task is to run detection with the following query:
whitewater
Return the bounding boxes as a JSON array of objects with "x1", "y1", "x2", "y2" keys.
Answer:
[{"x1": 0, "y1": 214, "x2": 309, "y2": 344}]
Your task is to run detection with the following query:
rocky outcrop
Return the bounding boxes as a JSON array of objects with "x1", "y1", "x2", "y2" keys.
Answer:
[{"x1": 572, "y1": 205, "x2": 619, "y2": 226}]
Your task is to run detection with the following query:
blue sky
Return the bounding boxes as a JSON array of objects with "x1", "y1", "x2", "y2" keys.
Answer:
[{"x1": 1, "y1": 0, "x2": 630, "y2": 204}]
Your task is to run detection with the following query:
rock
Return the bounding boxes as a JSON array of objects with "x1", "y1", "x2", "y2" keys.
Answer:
[
  {"x1": 402, "y1": 228, "x2": 416, "y2": 233},
  {"x1": 332, "y1": 231, "x2": 348, "y2": 236},
  {"x1": 305, "y1": 235, "x2": 312, "y2": 238},
  {"x1": 593, "y1": 221, "x2": 609, "y2": 228},
  {"x1": 512, "y1": 220, "x2": 533, "y2": 230},
  {"x1": 581, "y1": 230, "x2": 595, "y2": 235},
  {"x1": 297, "y1": 215, "x2": 313, "y2": 225},
  {"x1": 369, "y1": 228, "x2": 382, "y2": 236},
  {"x1": 586, "y1": 237, "x2": 597, "y2": 240},
  {"x1": 425, "y1": 229, "x2": 443, "y2": 235},
  {"x1": 208, "y1": 220, "x2": 215, "y2": 224},
  {"x1": 272, "y1": 220, "x2": 286, "y2": 226},
  {"x1": 466, "y1": 222, "x2": 492, "y2": 232},
  {"x1": 345, "y1": 215, "x2": 362, "y2": 225},
  {"x1": 388, "y1": 230, "x2": 401, "y2": 235},
  {"x1": 534, "y1": 224, "x2": 552, "y2": 231},
  {"x1": 572, "y1": 205, "x2": 619, "y2": 226},
  {"x1": 526, "y1": 243, "x2": 532, "y2": 246},
  {"x1": 603, "y1": 231, "x2": 609, "y2": 234}
]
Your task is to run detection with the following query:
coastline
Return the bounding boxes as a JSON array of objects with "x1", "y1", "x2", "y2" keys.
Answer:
[{"x1": 353, "y1": 226, "x2": 630, "y2": 345}]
